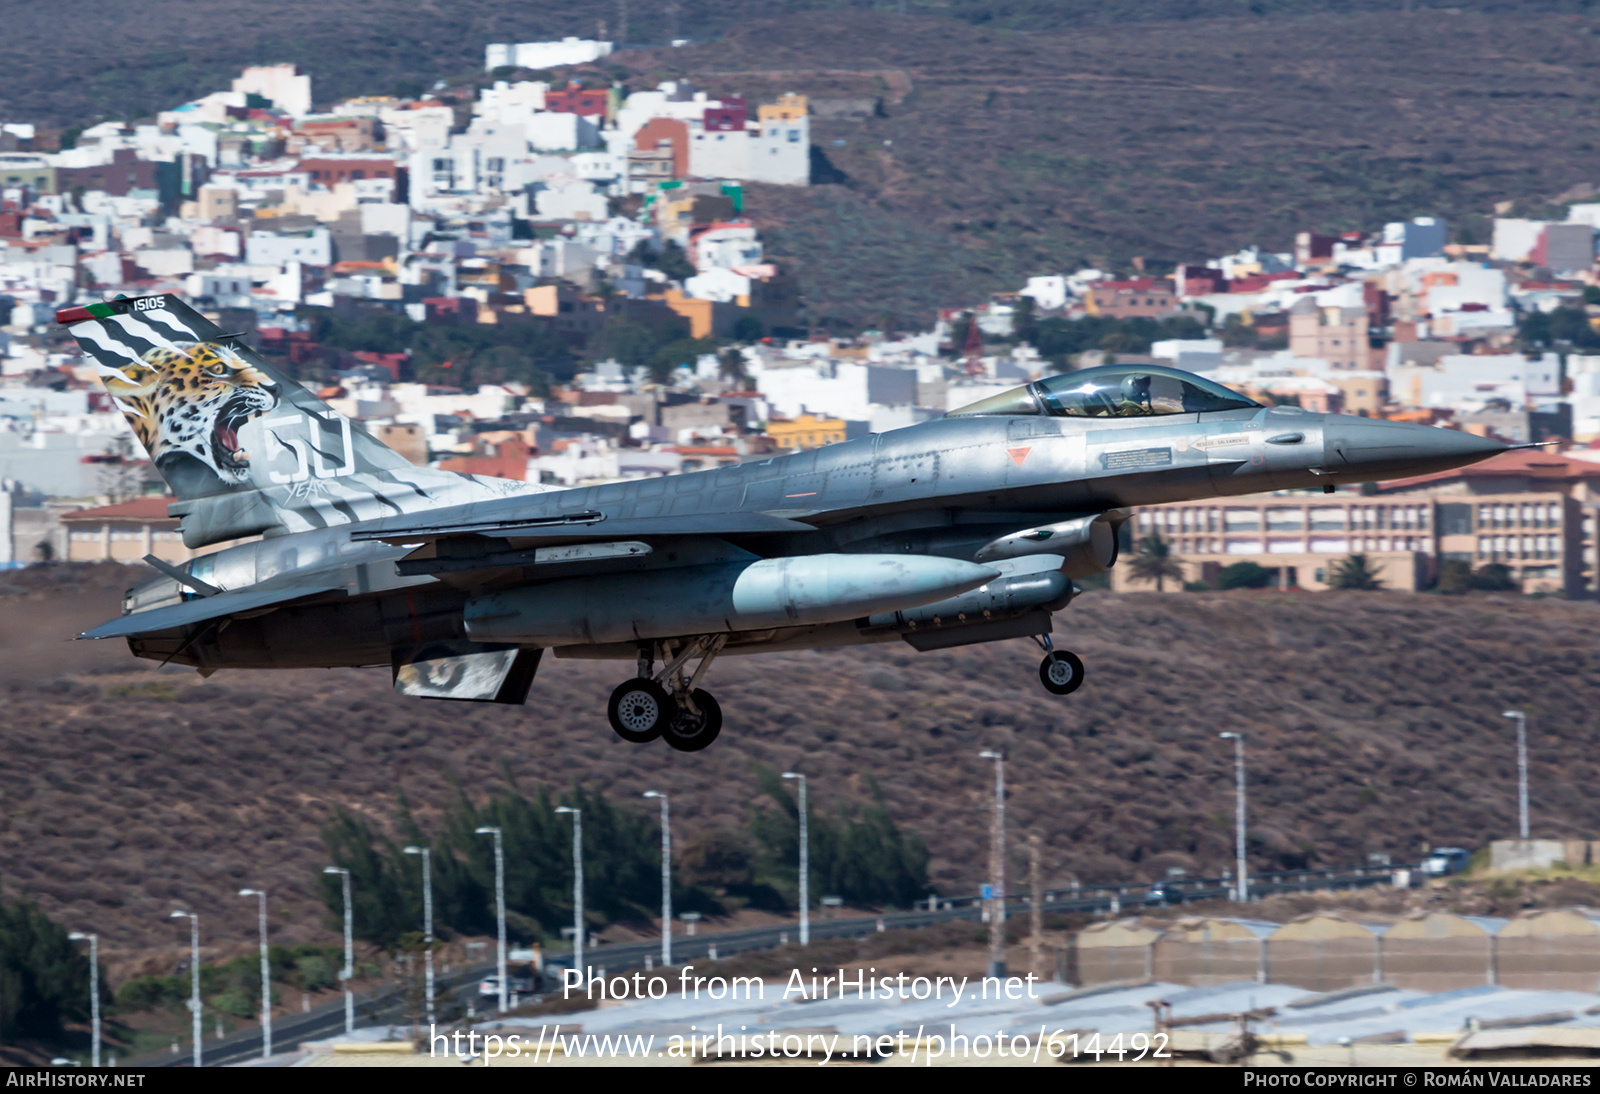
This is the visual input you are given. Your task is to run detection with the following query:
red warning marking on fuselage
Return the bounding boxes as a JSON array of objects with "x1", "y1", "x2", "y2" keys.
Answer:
[
  {"x1": 1007, "y1": 447, "x2": 1032, "y2": 466},
  {"x1": 785, "y1": 492, "x2": 818, "y2": 498}
]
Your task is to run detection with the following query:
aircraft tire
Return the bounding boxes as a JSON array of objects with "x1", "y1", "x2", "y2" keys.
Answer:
[
  {"x1": 608, "y1": 679, "x2": 676, "y2": 743},
  {"x1": 1039, "y1": 650, "x2": 1085, "y2": 696},
  {"x1": 662, "y1": 690, "x2": 722, "y2": 752}
]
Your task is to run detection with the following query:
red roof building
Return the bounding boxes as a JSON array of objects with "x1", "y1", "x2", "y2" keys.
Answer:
[{"x1": 544, "y1": 81, "x2": 608, "y2": 118}]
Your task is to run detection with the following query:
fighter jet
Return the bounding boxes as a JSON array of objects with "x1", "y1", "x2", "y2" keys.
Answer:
[{"x1": 60, "y1": 294, "x2": 1505, "y2": 752}]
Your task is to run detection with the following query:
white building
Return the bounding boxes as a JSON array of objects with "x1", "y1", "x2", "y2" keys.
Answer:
[
  {"x1": 245, "y1": 227, "x2": 332, "y2": 267},
  {"x1": 1151, "y1": 338, "x2": 1225, "y2": 373},
  {"x1": 1387, "y1": 353, "x2": 1552, "y2": 411},
  {"x1": 531, "y1": 180, "x2": 607, "y2": 221},
  {"x1": 524, "y1": 113, "x2": 601, "y2": 152},
  {"x1": 1492, "y1": 219, "x2": 1545, "y2": 264},
  {"x1": 232, "y1": 64, "x2": 313, "y2": 119},
  {"x1": 693, "y1": 222, "x2": 762, "y2": 270},
  {"x1": 1019, "y1": 275, "x2": 1069, "y2": 312},
  {"x1": 515, "y1": 238, "x2": 598, "y2": 279},
  {"x1": 613, "y1": 83, "x2": 726, "y2": 146},
  {"x1": 485, "y1": 39, "x2": 613, "y2": 72},
  {"x1": 475, "y1": 80, "x2": 548, "y2": 125},
  {"x1": 378, "y1": 102, "x2": 455, "y2": 152},
  {"x1": 753, "y1": 360, "x2": 917, "y2": 420},
  {"x1": 687, "y1": 115, "x2": 809, "y2": 186},
  {"x1": 683, "y1": 266, "x2": 757, "y2": 303}
]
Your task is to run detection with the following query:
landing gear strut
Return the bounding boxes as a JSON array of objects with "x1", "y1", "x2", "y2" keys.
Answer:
[
  {"x1": 606, "y1": 636, "x2": 727, "y2": 751},
  {"x1": 1032, "y1": 634, "x2": 1085, "y2": 696}
]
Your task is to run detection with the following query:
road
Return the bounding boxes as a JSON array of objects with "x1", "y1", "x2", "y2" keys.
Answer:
[{"x1": 133, "y1": 861, "x2": 1413, "y2": 1065}]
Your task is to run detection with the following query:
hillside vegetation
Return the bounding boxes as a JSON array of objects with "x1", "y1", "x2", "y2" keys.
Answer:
[{"x1": 2, "y1": 564, "x2": 1597, "y2": 974}]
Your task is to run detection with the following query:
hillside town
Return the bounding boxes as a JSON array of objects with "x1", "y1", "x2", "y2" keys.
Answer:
[{"x1": 4, "y1": 45, "x2": 1600, "y2": 599}]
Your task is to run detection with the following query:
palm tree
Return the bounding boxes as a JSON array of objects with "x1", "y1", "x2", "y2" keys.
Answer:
[
  {"x1": 1126, "y1": 532, "x2": 1185, "y2": 592},
  {"x1": 1328, "y1": 553, "x2": 1384, "y2": 590}
]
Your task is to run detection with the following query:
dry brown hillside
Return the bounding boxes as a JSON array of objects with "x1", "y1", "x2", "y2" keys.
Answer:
[{"x1": 1, "y1": 563, "x2": 1596, "y2": 976}]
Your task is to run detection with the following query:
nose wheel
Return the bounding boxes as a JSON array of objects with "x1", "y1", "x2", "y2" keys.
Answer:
[
  {"x1": 1039, "y1": 650, "x2": 1085, "y2": 695},
  {"x1": 1030, "y1": 634, "x2": 1084, "y2": 695},
  {"x1": 607, "y1": 636, "x2": 727, "y2": 750}
]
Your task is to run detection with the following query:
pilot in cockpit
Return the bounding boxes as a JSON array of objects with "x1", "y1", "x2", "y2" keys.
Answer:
[{"x1": 1122, "y1": 374, "x2": 1154, "y2": 414}]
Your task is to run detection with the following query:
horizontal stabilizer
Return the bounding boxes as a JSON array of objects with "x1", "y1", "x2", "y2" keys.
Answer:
[
  {"x1": 350, "y1": 508, "x2": 817, "y2": 545},
  {"x1": 80, "y1": 581, "x2": 346, "y2": 639}
]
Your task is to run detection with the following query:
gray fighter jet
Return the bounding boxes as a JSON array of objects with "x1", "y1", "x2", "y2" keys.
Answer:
[{"x1": 60, "y1": 294, "x2": 1505, "y2": 751}]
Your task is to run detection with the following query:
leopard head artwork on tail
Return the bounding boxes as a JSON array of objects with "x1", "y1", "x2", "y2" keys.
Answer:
[{"x1": 99, "y1": 341, "x2": 279, "y2": 490}]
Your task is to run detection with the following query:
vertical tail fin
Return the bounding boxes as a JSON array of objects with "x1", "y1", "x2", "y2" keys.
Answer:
[
  {"x1": 60, "y1": 294, "x2": 412, "y2": 501},
  {"x1": 60, "y1": 294, "x2": 536, "y2": 547}
]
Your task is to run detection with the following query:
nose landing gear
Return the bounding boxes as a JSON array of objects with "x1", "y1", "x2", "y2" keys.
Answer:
[
  {"x1": 1032, "y1": 634, "x2": 1085, "y2": 695},
  {"x1": 606, "y1": 636, "x2": 726, "y2": 751}
]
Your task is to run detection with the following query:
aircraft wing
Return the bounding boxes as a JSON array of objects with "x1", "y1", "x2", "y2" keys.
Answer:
[
  {"x1": 347, "y1": 507, "x2": 817, "y2": 545},
  {"x1": 80, "y1": 582, "x2": 347, "y2": 640}
]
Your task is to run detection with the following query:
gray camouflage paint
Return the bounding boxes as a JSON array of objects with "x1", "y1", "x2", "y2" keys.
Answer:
[{"x1": 67, "y1": 294, "x2": 1505, "y2": 677}]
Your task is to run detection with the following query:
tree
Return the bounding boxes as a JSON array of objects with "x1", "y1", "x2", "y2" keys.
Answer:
[
  {"x1": 627, "y1": 239, "x2": 695, "y2": 282},
  {"x1": 0, "y1": 895, "x2": 95, "y2": 1042},
  {"x1": 649, "y1": 336, "x2": 718, "y2": 385},
  {"x1": 1327, "y1": 553, "x2": 1384, "y2": 590},
  {"x1": 731, "y1": 314, "x2": 765, "y2": 343},
  {"x1": 718, "y1": 348, "x2": 749, "y2": 384},
  {"x1": 1125, "y1": 532, "x2": 1184, "y2": 592},
  {"x1": 1435, "y1": 558, "x2": 1473, "y2": 595},
  {"x1": 587, "y1": 317, "x2": 661, "y2": 371},
  {"x1": 1471, "y1": 563, "x2": 1519, "y2": 591},
  {"x1": 1217, "y1": 561, "x2": 1272, "y2": 589},
  {"x1": 319, "y1": 780, "x2": 718, "y2": 946},
  {"x1": 748, "y1": 766, "x2": 928, "y2": 909},
  {"x1": 1011, "y1": 294, "x2": 1039, "y2": 346},
  {"x1": 944, "y1": 311, "x2": 978, "y2": 359}
]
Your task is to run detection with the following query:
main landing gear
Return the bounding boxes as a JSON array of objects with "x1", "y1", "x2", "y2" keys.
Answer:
[
  {"x1": 1032, "y1": 634, "x2": 1085, "y2": 696},
  {"x1": 607, "y1": 636, "x2": 727, "y2": 752}
]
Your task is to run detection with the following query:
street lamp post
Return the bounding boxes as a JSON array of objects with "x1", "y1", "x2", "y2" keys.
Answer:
[
  {"x1": 475, "y1": 826, "x2": 507, "y2": 1014},
  {"x1": 643, "y1": 792, "x2": 672, "y2": 967},
  {"x1": 1220, "y1": 732, "x2": 1247, "y2": 902},
  {"x1": 66, "y1": 932, "x2": 98, "y2": 1067},
  {"x1": 322, "y1": 867, "x2": 354, "y2": 1034},
  {"x1": 169, "y1": 911, "x2": 201, "y2": 1068},
  {"x1": 781, "y1": 773, "x2": 808, "y2": 946},
  {"x1": 1502, "y1": 710, "x2": 1530, "y2": 841},
  {"x1": 979, "y1": 750, "x2": 1006, "y2": 978},
  {"x1": 554, "y1": 807, "x2": 584, "y2": 975},
  {"x1": 402, "y1": 846, "x2": 435, "y2": 1024},
  {"x1": 238, "y1": 889, "x2": 272, "y2": 1059}
]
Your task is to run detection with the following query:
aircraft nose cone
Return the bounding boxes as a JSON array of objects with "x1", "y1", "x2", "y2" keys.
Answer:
[{"x1": 1324, "y1": 417, "x2": 1508, "y2": 479}]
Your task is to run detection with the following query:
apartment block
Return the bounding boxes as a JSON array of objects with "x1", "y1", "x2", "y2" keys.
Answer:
[{"x1": 1113, "y1": 450, "x2": 1600, "y2": 596}]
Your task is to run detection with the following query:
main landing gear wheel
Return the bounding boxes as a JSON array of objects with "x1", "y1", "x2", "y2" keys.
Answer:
[
  {"x1": 662, "y1": 690, "x2": 722, "y2": 753},
  {"x1": 607, "y1": 679, "x2": 676, "y2": 742},
  {"x1": 1039, "y1": 650, "x2": 1085, "y2": 695}
]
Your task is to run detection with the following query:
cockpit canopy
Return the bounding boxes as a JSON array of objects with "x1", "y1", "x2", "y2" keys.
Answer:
[{"x1": 948, "y1": 364, "x2": 1260, "y2": 419}]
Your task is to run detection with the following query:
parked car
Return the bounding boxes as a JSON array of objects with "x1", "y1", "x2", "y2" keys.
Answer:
[
  {"x1": 1142, "y1": 882, "x2": 1185, "y2": 907},
  {"x1": 1421, "y1": 847, "x2": 1472, "y2": 876},
  {"x1": 479, "y1": 973, "x2": 535, "y2": 997}
]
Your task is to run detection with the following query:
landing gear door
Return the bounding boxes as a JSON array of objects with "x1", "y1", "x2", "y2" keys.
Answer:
[{"x1": 392, "y1": 640, "x2": 542, "y2": 704}]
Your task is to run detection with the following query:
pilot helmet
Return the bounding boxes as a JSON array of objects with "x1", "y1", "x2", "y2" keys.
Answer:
[{"x1": 1119, "y1": 373, "x2": 1154, "y2": 401}]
